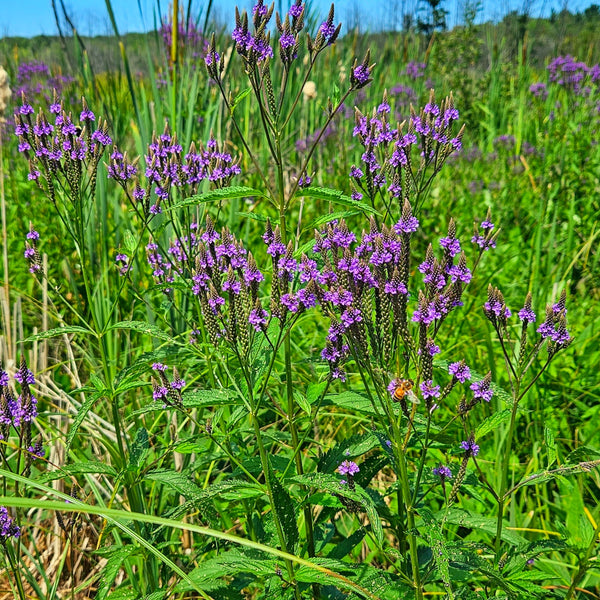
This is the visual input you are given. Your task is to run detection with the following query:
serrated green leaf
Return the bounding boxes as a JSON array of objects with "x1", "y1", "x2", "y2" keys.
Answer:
[
  {"x1": 294, "y1": 186, "x2": 380, "y2": 215},
  {"x1": 562, "y1": 479, "x2": 592, "y2": 548},
  {"x1": 114, "y1": 379, "x2": 148, "y2": 395},
  {"x1": 170, "y1": 186, "x2": 269, "y2": 210},
  {"x1": 106, "y1": 589, "x2": 136, "y2": 600},
  {"x1": 306, "y1": 492, "x2": 343, "y2": 508},
  {"x1": 130, "y1": 387, "x2": 238, "y2": 417},
  {"x1": 182, "y1": 388, "x2": 240, "y2": 408},
  {"x1": 96, "y1": 545, "x2": 138, "y2": 600},
  {"x1": 306, "y1": 381, "x2": 328, "y2": 404},
  {"x1": 231, "y1": 87, "x2": 252, "y2": 110},
  {"x1": 325, "y1": 391, "x2": 392, "y2": 417},
  {"x1": 295, "y1": 390, "x2": 312, "y2": 416},
  {"x1": 132, "y1": 592, "x2": 166, "y2": 600},
  {"x1": 106, "y1": 320, "x2": 173, "y2": 341},
  {"x1": 145, "y1": 469, "x2": 204, "y2": 500},
  {"x1": 65, "y1": 390, "x2": 104, "y2": 454},
  {"x1": 89, "y1": 374, "x2": 105, "y2": 392},
  {"x1": 269, "y1": 460, "x2": 299, "y2": 553},
  {"x1": 327, "y1": 528, "x2": 366, "y2": 560},
  {"x1": 24, "y1": 325, "x2": 96, "y2": 342},
  {"x1": 304, "y1": 210, "x2": 360, "y2": 231},
  {"x1": 510, "y1": 461, "x2": 600, "y2": 494},
  {"x1": 440, "y1": 508, "x2": 526, "y2": 547},
  {"x1": 235, "y1": 211, "x2": 274, "y2": 223},
  {"x1": 175, "y1": 550, "x2": 276, "y2": 593},
  {"x1": 39, "y1": 460, "x2": 118, "y2": 483},
  {"x1": 123, "y1": 229, "x2": 137, "y2": 255},
  {"x1": 295, "y1": 557, "x2": 356, "y2": 584},
  {"x1": 421, "y1": 508, "x2": 454, "y2": 599},
  {"x1": 174, "y1": 437, "x2": 212, "y2": 455},
  {"x1": 545, "y1": 426, "x2": 557, "y2": 467},
  {"x1": 292, "y1": 472, "x2": 384, "y2": 547},
  {"x1": 476, "y1": 408, "x2": 511, "y2": 438},
  {"x1": 127, "y1": 428, "x2": 149, "y2": 472}
]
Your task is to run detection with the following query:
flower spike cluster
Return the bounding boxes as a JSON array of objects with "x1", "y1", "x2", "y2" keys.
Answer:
[
  {"x1": 13, "y1": 93, "x2": 111, "y2": 201},
  {"x1": 109, "y1": 126, "x2": 241, "y2": 218},
  {"x1": 349, "y1": 91, "x2": 463, "y2": 204},
  {"x1": 0, "y1": 359, "x2": 44, "y2": 471}
]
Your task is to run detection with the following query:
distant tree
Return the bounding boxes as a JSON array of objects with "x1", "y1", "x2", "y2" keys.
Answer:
[
  {"x1": 417, "y1": 0, "x2": 448, "y2": 39},
  {"x1": 461, "y1": 0, "x2": 482, "y2": 27},
  {"x1": 403, "y1": 12, "x2": 415, "y2": 31},
  {"x1": 583, "y1": 4, "x2": 600, "y2": 19}
]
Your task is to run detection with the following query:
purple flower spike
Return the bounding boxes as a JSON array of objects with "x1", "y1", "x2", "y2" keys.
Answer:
[
  {"x1": 338, "y1": 460, "x2": 360, "y2": 476},
  {"x1": 352, "y1": 64, "x2": 370, "y2": 85},
  {"x1": 433, "y1": 465, "x2": 452, "y2": 479},
  {"x1": 289, "y1": 3, "x2": 303, "y2": 18},
  {"x1": 461, "y1": 438, "x2": 480, "y2": 457},
  {"x1": 395, "y1": 214, "x2": 419, "y2": 234},
  {"x1": 420, "y1": 380, "x2": 440, "y2": 399},
  {"x1": 448, "y1": 361, "x2": 471, "y2": 383},
  {"x1": 518, "y1": 304, "x2": 536, "y2": 323},
  {"x1": 470, "y1": 373, "x2": 493, "y2": 402},
  {"x1": 0, "y1": 506, "x2": 21, "y2": 541}
]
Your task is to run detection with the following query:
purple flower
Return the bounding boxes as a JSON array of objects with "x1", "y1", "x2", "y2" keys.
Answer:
[
  {"x1": 249, "y1": 307, "x2": 269, "y2": 331},
  {"x1": 319, "y1": 21, "x2": 336, "y2": 43},
  {"x1": 115, "y1": 253, "x2": 130, "y2": 276},
  {"x1": 267, "y1": 240, "x2": 286, "y2": 257},
  {"x1": 14, "y1": 367, "x2": 35, "y2": 385},
  {"x1": 338, "y1": 460, "x2": 360, "y2": 476},
  {"x1": 448, "y1": 361, "x2": 471, "y2": 383},
  {"x1": 298, "y1": 174, "x2": 311, "y2": 187},
  {"x1": 518, "y1": 305, "x2": 536, "y2": 323},
  {"x1": 433, "y1": 465, "x2": 452, "y2": 479},
  {"x1": 280, "y1": 32, "x2": 295, "y2": 50},
  {"x1": 484, "y1": 299, "x2": 511, "y2": 319},
  {"x1": 440, "y1": 235, "x2": 461, "y2": 257},
  {"x1": 153, "y1": 385, "x2": 169, "y2": 401},
  {"x1": 289, "y1": 3, "x2": 303, "y2": 18},
  {"x1": 79, "y1": 108, "x2": 95, "y2": 122},
  {"x1": 447, "y1": 263, "x2": 472, "y2": 284},
  {"x1": 394, "y1": 214, "x2": 419, "y2": 234},
  {"x1": 91, "y1": 129, "x2": 112, "y2": 146},
  {"x1": 252, "y1": 1, "x2": 268, "y2": 17},
  {"x1": 420, "y1": 380, "x2": 440, "y2": 399},
  {"x1": 384, "y1": 280, "x2": 408, "y2": 295},
  {"x1": 0, "y1": 506, "x2": 21, "y2": 541},
  {"x1": 352, "y1": 65, "x2": 370, "y2": 86},
  {"x1": 349, "y1": 165, "x2": 364, "y2": 179},
  {"x1": 152, "y1": 363, "x2": 167, "y2": 372},
  {"x1": 171, "y1": 377, "x2": 186, "y2": 390},
  {"x1": 405, "y1": 61, "x2": 426, "y2": 79},
  {"x1": 18, "y1": 103, "x2": 34, "y2": 115},
  {"x1": 470, "y1": 375, "x2": 493, "y2": 402},
  {"x1": 461, "y1": 439, "x2": 480, "y2": 457}
]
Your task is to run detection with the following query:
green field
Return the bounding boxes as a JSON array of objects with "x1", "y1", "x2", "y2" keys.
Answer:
[{"x1": 0, "y1": 2, "x2": 599, "y2": 599}]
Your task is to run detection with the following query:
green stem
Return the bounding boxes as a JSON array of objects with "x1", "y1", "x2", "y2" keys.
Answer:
[
  {"x1": 250, "y1": 412, "x2": 300, "y2": 598},
  {"x1": 3, "y1": 542, "x2": 27, "y2": 600},
  {"x1": 392, "y1": 438, "x2": 423, "y2": 600},
  {"x1": 564, "y1": 508, "x2": 600, "y2": 600},
  {"x1": 494, "y1": 378, "x2": 521, "y2": 559}
]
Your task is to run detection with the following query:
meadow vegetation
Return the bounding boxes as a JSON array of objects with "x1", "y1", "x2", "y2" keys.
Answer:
[{"x1": 0, "y1": 1, "x2": 599, "y2": 599}]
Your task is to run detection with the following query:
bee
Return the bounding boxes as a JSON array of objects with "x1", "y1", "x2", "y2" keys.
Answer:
[{"x1": 392, "y1": 378, "x2": 418, "y2": 404}]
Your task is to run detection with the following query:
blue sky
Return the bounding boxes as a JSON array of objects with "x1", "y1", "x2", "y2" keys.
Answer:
[{"x1": 0, "y1": 0, "x2": 596, "y2": 38}]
